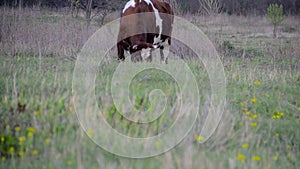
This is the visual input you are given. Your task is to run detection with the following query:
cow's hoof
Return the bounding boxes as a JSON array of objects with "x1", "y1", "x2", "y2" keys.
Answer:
[{"x1": 118, "y1": 58, "x2": 125, "y2": 62}]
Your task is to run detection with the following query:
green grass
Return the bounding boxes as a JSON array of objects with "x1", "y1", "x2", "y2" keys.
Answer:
[
  {"x1": 0, "y1": 9, "x2": 299, "y2": 169},
  {"x1": 0, "y1": 52, "x2": 299, "y2": 168}
]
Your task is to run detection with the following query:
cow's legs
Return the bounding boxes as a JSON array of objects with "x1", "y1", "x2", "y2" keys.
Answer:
[
  {"x1": 117, "y1": 42, "x2": 125, "y2": 61},
  {"x1": 131, "y1": 51, "x2": 142, "y2": 62},
  {"x1": 160, "y1": 45, "x2": 169, "y2": 64},
  {"x1": 129, "y1": 41, "x2": 156, "y2": 62},
  {"x1": 142, "y1": 48, "x2": 152, "y2": 62}
]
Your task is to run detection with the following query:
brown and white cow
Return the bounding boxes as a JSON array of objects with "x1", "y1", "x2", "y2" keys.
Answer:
[{"x1": 117, "y1": 0, "x2": 174, "y2": 63}]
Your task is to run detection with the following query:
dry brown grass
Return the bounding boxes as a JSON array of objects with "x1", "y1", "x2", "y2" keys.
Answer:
[
  {"x1": 0, "y1": 7, "x2": 299, "y2": 67},
  {"x1": 179, "y1": 13, "x2": 300, "y2": 70},
  {"x1": 0, "y1": 7, "x2": 98, "y2": 58},
  {"x1": 185, "y1": 13, "x2": 300, "y2": 36}
]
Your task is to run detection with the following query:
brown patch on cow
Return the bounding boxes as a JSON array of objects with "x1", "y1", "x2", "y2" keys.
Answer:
[{"x1": 117, "y1": 0, "x2": 174, "y2": 62}]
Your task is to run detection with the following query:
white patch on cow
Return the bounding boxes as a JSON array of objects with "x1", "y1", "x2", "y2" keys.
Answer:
[
  {"x1": 123, "y1": 0, "x2": 136, "y2": 13},
  {"x1": 141, "y1": 48, "x2": 151, "y2": 60},
  {"x1": 161, "y1": 41, "x2": 170, "y2": 63},
  {"x1": 163, "y1": 47, "x2": 169, "y2": 61},
  {"x1": 125, "y1": 50, "x2": 131, "y2": 57},
  {"x1": 132, "y1": 45, "x2": 138, "y2": 50},
  {"x1": 143, "y1": 0, "x2": 163, "y2": 45}
]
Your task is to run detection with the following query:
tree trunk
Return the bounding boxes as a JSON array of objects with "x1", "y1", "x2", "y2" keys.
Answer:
[
  {"x1": 99, "y1": 11, "x2": 109, "y2": 26},
  {"x1": 86, "y1": 0, "x2": 93, "y2": 28},
  {"x1": 18, "y1": 0, "x2": 23, "y2": 11},
  {"x1": 37, "y1": 0, "x2": 42, "y2": 10},
  {"x1": 273, "y1": 25, "x2": 278, "y2": 38},
  {"x1": 70, "y1": 0, "x2": 75, "y2": 17}
]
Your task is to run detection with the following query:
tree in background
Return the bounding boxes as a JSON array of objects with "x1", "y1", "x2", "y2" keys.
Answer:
[
  {"x1": 85, "y1": 0, "x2": 93, "y2": 27},
  {"x1": 69, "y1": 0, "x2": 80, "y2": 17},
  {"x1": 80, "y1": 0, "x2": 124, "y2": 27},
  {"x1": 93, "y1": 0, "x2": 124, "y2": 25},
  {"x1": 18, "y1": 0, "x2": 23, "y2": 11},
  {"x1": 198, "y1": 0, "x2": 222, "y2": 16},
  {"x1": 163, "y1": 0, "x2": 181, "y2": 14},
  {"x1": 267, "y1": 4, "x2": 284, "y2": 38}
]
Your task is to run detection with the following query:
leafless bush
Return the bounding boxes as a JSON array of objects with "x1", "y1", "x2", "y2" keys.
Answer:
[
  {"x1": 0, "y1": 7, "x2": 97, "y2": 58},
  {"x1": 162, "y1": 0, "x2": 181, "y2": 15},
  {"x1": 198, "y1": 0, "x2": 222, "y2": 16}
]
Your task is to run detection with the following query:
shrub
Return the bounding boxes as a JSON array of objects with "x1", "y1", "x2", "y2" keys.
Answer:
[
  {"x1": 267, "y1": 4, "x2": 284, "y2": 38},
  {"x1": 223, "y1": 40, "x2": 234, "y2": 50}
]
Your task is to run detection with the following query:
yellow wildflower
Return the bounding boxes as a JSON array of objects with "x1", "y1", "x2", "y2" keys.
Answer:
[
  {"x1": 286, "y1": 145, "x2": 291, "y2": 150},
  {"x1": 273, "y1": 156, "x2": 278, "y2": 161},
  {"x1": 32, "y1": 149, "x2": 38, "y2": 155},
  {"x1": 8, "y1": 147, "x2": 15, "y2": 154},
  {"x1": 254, "y1": 81, "x2": 261, "y2": 85},
  {"x1": 34, "y1": 110, "x2": 40, "y2": 115},
  {"x1": 298, "y1": 107, "x2": 300, "y2": 111},
  {"x1": 19, "y1": 136, "x2": 26, "y2": 144},
  {"x1": 155, "y1": 141, "x2": 163, "y2": 147},
  {"x1": 2, "y1": 157, "x2": 6, "y2": 161},
  {"x1": 250, "y1": 122, "x2": 257, "y2": 127},
  {"x1": 87, "y1": 130, "x2": 94, "y2": 137},
  {"x1": 242, "y1": 143, "x2": 249, "y2": 149},
  {"x1": 245, "y1": 111, "x2": 251, "y2": 115},
  {"x1": 242, "y1": 107, "x2": 248, "y2": 111},
  {"x1": 272, "y1": 112, "x2": 284, "y2": 119},
  {"x1": 27, "y1": 127, "x2": 35, "y2": 133},
  {"x1": 251, "y1": 98, "x2": 257, "y2": 103},
  {"x1": 237, "y1": 154, "x2": 246, "y2": 162},
  {"x1": 18, "y1": 151, "x2": 25, "y2": 157},
  {"x1": 67, "y1": 160, "x2": 72, "y2": 165},
  {"x1": 1, "y1": 136, "x2": 4, "y2": 142},
  {"x1": 15, "y1": 126, "x2": 21, "y2": 131},
  {"x1": 45, "y1": 138, "x2": 50, "y2": 143},
  {"x1": 252, "y1": 114, "x2": 259, "y2": 119},
  {"x1": 240, "y1": 101, "x2": 246, "y2": 105},
  {"x1": 275, "y1": 133, "x2": 280, "y2": 137},
  {"x1": 194, "y1": 134, "x2": 205, "y2": 141},
  {"x1": 28, "y1": 132, "x2": 33, "y2": 137},
  {"x1": 252, "y1": 156, "x2": 261, "y2": 161}
]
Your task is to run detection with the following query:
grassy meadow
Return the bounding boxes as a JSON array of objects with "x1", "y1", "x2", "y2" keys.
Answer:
[{"x1": 0, "y1": 8, "x2": 300, "y2": 169}]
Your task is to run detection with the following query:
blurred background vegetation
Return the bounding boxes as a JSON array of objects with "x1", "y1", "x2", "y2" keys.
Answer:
[{"x1": 1, "y1": 0, "x2": 300, "y2": 16}]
